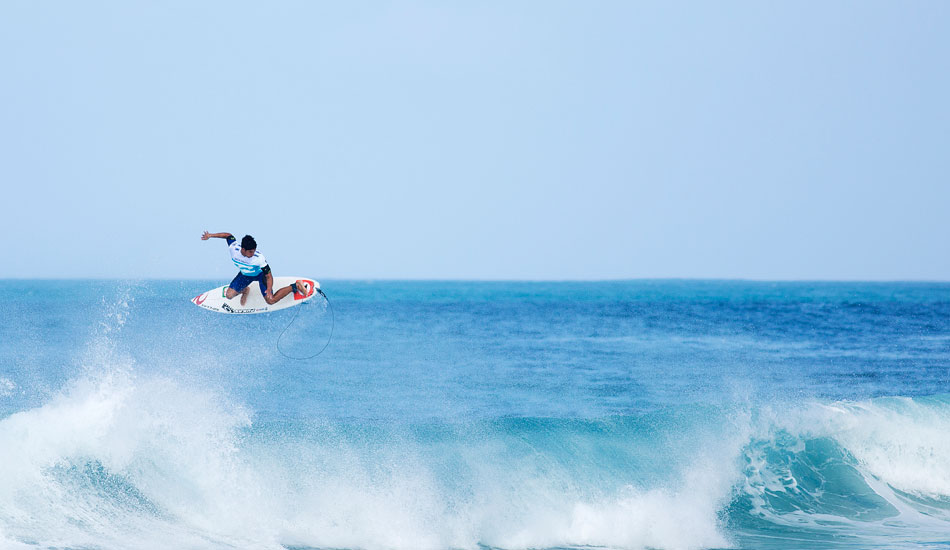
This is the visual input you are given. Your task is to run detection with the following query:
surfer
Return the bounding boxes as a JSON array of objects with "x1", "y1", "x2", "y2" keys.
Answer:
[{"x1": 201, "y1": 231, "x2": 308, "y2": 306}]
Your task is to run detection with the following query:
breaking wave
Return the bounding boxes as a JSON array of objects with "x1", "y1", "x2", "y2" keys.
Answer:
[{"x1": 2, "y1": 360, "x2": 949, "y2": 550}]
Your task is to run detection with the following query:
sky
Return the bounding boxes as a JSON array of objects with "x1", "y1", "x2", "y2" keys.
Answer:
[{"x1": 2, "y1": 1, "x2": 948, "y2": 280}]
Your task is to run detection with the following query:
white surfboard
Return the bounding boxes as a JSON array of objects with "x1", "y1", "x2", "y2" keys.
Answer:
[{"x1": 191, "y1": 277, "x2": 320, "y2": 314}]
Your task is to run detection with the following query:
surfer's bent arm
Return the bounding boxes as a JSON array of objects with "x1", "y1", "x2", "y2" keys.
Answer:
[
  {"x1": 263, "y1": 267, "x2": 273, "y2": 296},
  {"x1": 201, "y1": 231, "x2": 233, "y2": 241}
]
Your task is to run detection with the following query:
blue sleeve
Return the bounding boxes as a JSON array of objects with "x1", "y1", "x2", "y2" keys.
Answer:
[{"x1": 225, "y1": 236, "x2": 236, "y2": 245}]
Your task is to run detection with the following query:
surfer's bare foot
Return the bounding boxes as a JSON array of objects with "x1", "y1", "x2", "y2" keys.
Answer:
[
  {"x1": 240, "y1": 287, "x2": 250, "y2": 305},
  {"x1": 296, "y1": 280, "x2": 309, "y2": 296}
]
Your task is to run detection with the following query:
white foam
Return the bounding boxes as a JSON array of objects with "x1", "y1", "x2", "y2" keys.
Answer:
[
  {"x1": 0, "y1": 366, "x2": 746, "y2": 550},
  {"x1": 822, "y1": 398, "x2": 950, "y2": 499},
  {"x1": 507, "y1": 465, "x2": 733, "y2": 550},
  {"x1": 274, "y1": 447, "x2": 737, "y2": 550},
  {"x1": 0, "y1": 365, "x2": 262, "y2": 549},
  {"x1": 0, "y1": 378, "x2": 14, "y2": 398}
]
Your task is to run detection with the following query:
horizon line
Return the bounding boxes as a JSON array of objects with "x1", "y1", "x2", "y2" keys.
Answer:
[{"x1": 3, "y1": 277, "x2": 949, "y2": 284}]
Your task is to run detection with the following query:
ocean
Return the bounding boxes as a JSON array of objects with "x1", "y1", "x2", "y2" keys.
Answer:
[{"x1": 1, "y1": 279, "x2": 949, "y2": 550}]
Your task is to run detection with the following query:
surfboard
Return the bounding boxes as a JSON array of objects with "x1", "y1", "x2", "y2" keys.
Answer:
[{"x1": 191, "y1": 277, "x2": 320, "y2": 314}]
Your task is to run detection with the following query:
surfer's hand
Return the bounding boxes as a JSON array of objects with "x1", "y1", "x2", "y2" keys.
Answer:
[{"x1": 201, "y1": 231, "x2": 210, "y2": 240}]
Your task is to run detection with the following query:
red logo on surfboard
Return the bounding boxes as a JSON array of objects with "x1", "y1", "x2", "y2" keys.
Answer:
[
  {"x1": 193, "y1": 292, "x2": 208, "y2": 305},
  {"x1": 294, "y1": 280, "x2": 315, "y2": 300}
]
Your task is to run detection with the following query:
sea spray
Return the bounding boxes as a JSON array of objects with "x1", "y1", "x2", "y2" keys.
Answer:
[
  {"x1": 0, "y1": 367, "x2": 256, "y2": 549},
  {"x1": 0, "y1": 368, "x2": 748, "y2": 550}
]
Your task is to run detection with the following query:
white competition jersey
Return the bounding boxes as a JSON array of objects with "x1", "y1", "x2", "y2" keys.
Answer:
[{"x1": 229, "y1": 241, "x2": 268, "y2": 276}]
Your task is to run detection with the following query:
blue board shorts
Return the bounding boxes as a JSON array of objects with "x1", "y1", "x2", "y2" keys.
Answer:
[{"x1": 229, "y1": 272, "x2": 268, "y2": 296}]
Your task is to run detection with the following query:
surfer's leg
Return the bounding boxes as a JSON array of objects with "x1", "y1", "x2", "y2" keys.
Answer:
[
  {"x1": 264, "y1": 279, "x2": 308, "y2": 304},
  {"x1": 227, "y1": 273, "x2": 251, "y2": 300},
  {"x1": 264, "y1": 284, "x2": 294, "y2": 304},
  {"x1": 239, "y1": 286, "x2": 251, "y2": 305}
]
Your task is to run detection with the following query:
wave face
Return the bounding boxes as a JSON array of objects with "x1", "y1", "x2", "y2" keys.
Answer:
[{"x1": 1, "y1": 280, "x2": 950, "y2": 549}]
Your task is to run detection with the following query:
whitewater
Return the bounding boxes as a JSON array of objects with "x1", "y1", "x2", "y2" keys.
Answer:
[{"x1": 1, "y1": 280, "x2": 949, "y2": 550}]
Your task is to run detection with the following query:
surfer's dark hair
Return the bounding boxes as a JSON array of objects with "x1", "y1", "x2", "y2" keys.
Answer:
[{"x1": 241, "y1": 235, "x2": 257, "y2": 250}]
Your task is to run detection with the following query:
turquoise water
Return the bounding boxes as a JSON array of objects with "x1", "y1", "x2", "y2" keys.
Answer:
[{"x1": 1, "y1": 280, "x2": 949, "y2": 549}]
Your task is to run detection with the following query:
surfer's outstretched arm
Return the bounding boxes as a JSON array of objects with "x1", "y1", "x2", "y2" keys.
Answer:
[{"x1": 201, "y1": 231, "x2": 233, "y2": 240}]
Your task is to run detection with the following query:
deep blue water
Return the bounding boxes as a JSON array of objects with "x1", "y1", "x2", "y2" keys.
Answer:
[{"x1": 1, "y1": 280, "x2": 949, "y2": 550}]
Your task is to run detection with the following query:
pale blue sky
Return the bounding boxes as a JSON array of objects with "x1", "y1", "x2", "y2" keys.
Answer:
[{"x1": 2, "y1": 1, "x2": 948, "y2": 280}]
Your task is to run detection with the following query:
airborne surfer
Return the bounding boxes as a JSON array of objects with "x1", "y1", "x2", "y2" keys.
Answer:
[{"x1": 201, "y1": 231, "x2": 309, "y2": 306}]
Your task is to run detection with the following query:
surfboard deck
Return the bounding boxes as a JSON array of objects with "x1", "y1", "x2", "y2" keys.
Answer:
[{"x1": 192, "y1": 277, "x2": 319, "y2": 314}]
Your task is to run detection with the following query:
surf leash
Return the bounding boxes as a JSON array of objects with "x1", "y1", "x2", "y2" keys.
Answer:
[{"x1": 277, "y1": 287, "x2": 334, "y2": 360}]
